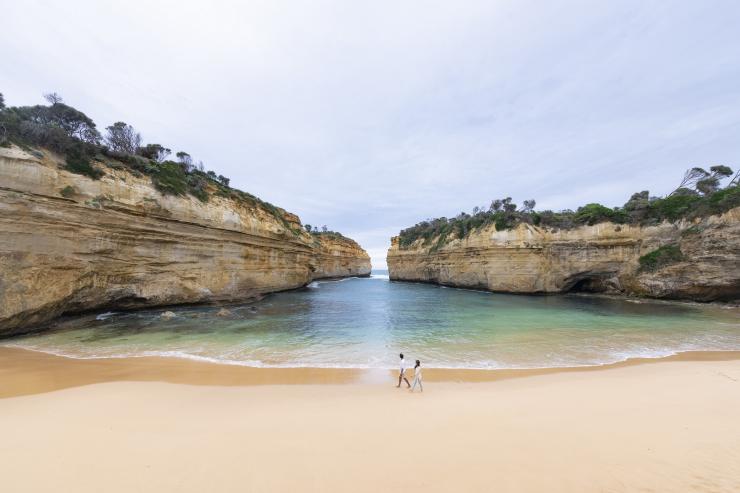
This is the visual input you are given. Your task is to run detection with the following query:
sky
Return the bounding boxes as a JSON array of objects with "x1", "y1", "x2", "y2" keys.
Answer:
[{"x1": 2, "y1": 1, "x2": 739, "y2": 268}]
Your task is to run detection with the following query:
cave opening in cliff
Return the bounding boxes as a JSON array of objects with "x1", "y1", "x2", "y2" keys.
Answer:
[
  {"x1": 565, "y1": 274, "x2": 617, "y2": 294},
  {"x1": 570, "y1": 278, "x2": 606, "y2": 293}
]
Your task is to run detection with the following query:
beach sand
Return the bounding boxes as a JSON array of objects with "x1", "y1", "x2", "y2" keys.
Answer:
[{"x1": 1, "y1": 348, "x2": 739, "y2": 492}]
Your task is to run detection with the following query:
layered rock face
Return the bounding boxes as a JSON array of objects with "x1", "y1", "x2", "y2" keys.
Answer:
[
  {"x1": 0, "y1": 147, "x2": 370, "y2": 336},
  {"x1": 387, "y1": 208, "x2": 740, "y2": 302}
]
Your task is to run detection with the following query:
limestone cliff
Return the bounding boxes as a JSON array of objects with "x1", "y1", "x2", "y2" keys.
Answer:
[
  {"x1": 387, "y1": 208, "x2": 740, "y2": 302},
  {"x1": 0, "y1": 146, "x2": 370, "y2": 336}
]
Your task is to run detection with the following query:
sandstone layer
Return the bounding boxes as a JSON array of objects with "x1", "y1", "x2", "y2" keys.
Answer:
[
  {"x1": 387, "y1": 208, "x2": 740, "y2": 302},
  {"x1": 0, "y1": 146, "x2": 370, "y2": 337}
]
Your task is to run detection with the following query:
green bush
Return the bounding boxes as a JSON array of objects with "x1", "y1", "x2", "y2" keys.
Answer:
[
  {"x1": 704, "y1": 185, "x2": 740, "y2": 215},
  {"x1": 151, "y1": 161, "x2": 188, "y2": 196},
  {"x1": 64, "y1": 145, "x2": 103, "y2": 180},
  {"x1": 494, "y1": 215, "x2": 512, "y2": 231},
  {"x1": 59, "y1": 185, "x2": 76, "y2": 198},
  {"x1": 647, "y1": 194, "x2": 701, "y2": 222},
  {"x1": 638, "y1": 244, "x2": 684, "y2": 272},
  {"x1": 574, "y1": 203, "x2": 628, "y2": 225}
]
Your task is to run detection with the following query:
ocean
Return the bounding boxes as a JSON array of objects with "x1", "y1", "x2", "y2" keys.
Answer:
[{"x1": 5, "y1": 270, "x2": 739, "y2": 369}]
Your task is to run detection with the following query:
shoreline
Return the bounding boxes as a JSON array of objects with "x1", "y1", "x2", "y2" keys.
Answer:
[{"x1": 2, "y1": 345, "x2": 739, "y2": 399}]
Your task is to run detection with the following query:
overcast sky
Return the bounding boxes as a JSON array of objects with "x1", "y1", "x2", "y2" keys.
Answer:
[{"x1": 2, "y1": 1, "x2": 739, "y2": 268}]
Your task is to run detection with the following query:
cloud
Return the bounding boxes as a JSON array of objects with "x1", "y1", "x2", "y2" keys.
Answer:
[{"x1": 2, "y1": 1, "x2": 739, "y2": 269}]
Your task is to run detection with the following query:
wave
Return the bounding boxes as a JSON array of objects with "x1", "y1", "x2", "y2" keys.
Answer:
[
  {"x1": 95, "y1": 311, "x2": 118, "y2": 320},
  {"x1": 5, "y1": 343, "x2": 737, "y2": 371}
]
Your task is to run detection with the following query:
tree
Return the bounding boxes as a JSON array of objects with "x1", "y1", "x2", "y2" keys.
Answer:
[
  {"x1": 6, "y1": 100, "x2": 100, "y2": 148},
  {"x1": 502, "y1": 197, "x2": 517, "y2": 213},
  {"x1": 670, "y1": 167, "x2": 709, "y2": 196},
  {"x1": 729, "y1": 169, "x2": 740, "y2": 187},
  {"x1": 0, "y1": 93, "x2": 5, "y2": 110},
  {"x1": 696, "y1": 166, "x2": 733, "y2": 195},
  {"x1": 522, "y1": 199, "x2": 536, "y2": 212},
  {"x1": 105, "y1": 121, "x2": 141, "y2": 155},
  {"x1": 43, "y1": 92, "x2": 63, "y2": 105},
  {"x1": 217, "y1": 175, "x2": 230, "y2": 187},
  {"x1": 696, "y1": 176, "x2": 720, "y2": 195},
  {"x1": 710, "y1": 165, "x2": 733, "y2": 178},
  {"x1": 138, "y1": 143, "x2": 171, "y2": 163},
  {"x1": 322, "y1": 225, "x2": 328, "y2": 232},
  {"x1": 489, "y1": 199, "x2": 502, "y2": 212},
  {"x1": 623, "y1": 191, "x2": 650, "y2": 221},
  {"x1": 176, "y1": 151, "x2": 192, "y2": 165},
  {"x1": 304, "y1": 224, "x2": 312, "y2": 232}
]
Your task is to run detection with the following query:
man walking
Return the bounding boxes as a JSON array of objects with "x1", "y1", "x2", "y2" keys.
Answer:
[{"x1": 396, "y1": 353, "x2": 411, "y2": 388}]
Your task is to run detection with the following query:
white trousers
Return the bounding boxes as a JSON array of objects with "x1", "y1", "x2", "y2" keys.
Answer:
[{"x1": 411, "y1": 376, "x2": 423, "y2": 392}]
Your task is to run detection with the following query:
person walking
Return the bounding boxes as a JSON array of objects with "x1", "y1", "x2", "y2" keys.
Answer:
[
  {"x1": 410, "y1": 359, "x2": 423, "y2": 392},
  {"x1": 396, "y1": 353, "x2": 411, "y2": 388}
]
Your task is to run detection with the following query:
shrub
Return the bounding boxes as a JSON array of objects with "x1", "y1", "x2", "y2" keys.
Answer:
[
  {"x1": 186, "y1": 173, "x2": 209, "y2": 202},
  {"x1": 60, "y1": 185, "x2": 76, "y2": 198},
  {"x1": 647, "y1": 194, "x2": 700, "y2": 222},
  {"x1": 574, "y1": 203, "x2": 627, "y2": 225},
  {"x1": 64, "y1": 144, "x2": 103, "y2": 180},
  {"x1": 638, "y1": 244, "x2": 684, "y2": 272},
  {"x1": 495, "y1": 215, "x2": 512, "y2": 231},
  {"x1": 703, "y1": 185, "x2": 740, "y2": 216},
  {"x1": 151, "y1": 161, "x2": 188, "y2": 196}
]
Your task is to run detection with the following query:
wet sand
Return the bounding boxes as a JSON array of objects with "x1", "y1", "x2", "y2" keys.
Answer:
[
  {"x1": 2, "y1": 346, "x2": 740, "y2": 398},
  {"x1": 1, "y1": 348, "x2": 740, "y2": 491}
]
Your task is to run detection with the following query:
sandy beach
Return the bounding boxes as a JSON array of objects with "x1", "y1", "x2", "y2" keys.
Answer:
[{"x1": 1, "y1": 348, "x2": 739, "y2": 492}]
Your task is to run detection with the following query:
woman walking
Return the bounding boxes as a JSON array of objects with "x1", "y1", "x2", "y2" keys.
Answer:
[{"x1": 410, "y1": 359, "x2": 423, "y2": 392}]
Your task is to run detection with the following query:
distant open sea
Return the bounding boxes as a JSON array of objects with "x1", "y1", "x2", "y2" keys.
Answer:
[{"x1": 5, "y1": 270, "x2": 740, "y2": 369}]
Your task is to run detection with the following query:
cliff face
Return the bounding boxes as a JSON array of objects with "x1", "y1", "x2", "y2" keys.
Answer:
[
  {"x1": 0, "y1": 146, "x2": 370, "y2": 337},
  {"x1": 387, "y1": 208, "x2": 740, "y2": 302}
]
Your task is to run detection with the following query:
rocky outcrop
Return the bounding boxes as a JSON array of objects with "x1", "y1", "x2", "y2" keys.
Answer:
[
  {"x1": 0, "y1": 146, "x2": 370, "y2": 336},
  {"x1": 387, "y1": 208, "x2": 740, "y2": 302}
]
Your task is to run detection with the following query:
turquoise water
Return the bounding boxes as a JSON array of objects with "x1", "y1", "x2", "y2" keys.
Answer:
[{"x1": 5, "y1": 271, "x2": 740, "y2": 369}]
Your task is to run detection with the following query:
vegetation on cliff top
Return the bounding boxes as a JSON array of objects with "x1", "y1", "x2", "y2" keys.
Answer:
[
  {"x1": 398, "y1": 168, "x2": 740, "y2": 250},
  {"x1": 302, "y1": 224, "x2": 355, "y2": 243},
  {"x1": 0, "y1": 91, "x2": 323, "y2": 235}
]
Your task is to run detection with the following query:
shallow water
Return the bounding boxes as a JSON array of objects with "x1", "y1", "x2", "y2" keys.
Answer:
[{"x1": 5, "y1": 271, "x2": 740, "y2": 369}]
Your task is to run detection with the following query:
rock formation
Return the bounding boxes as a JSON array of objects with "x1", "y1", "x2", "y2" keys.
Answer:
[
  {"x1": 387, "y1": 208, "x2": 740, "y2": 301},
  {"x1": 0, "y1": 146, "x2": 370, "y2": 336}
]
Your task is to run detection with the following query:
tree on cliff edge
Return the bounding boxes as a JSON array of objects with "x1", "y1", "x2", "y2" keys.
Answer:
[
  {"x1": 43, "y1": 92, "x2": 63, "y2": 105},
  {"x1": 105, "y1": 121, "x2": 141, "y2": 155}
]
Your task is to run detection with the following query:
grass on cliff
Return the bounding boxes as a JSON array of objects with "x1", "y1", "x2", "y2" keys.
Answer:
[{"x1": 638, "y1": 244, "x2": 684, "y2": 273}]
